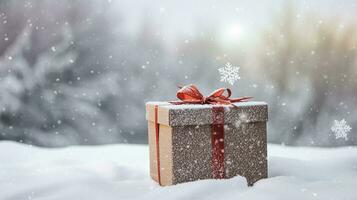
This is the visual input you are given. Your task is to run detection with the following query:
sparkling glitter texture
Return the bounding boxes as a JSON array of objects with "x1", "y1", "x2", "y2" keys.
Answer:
[{"x1": 146, "y1": 101, "x2": 268, "y2": 186}]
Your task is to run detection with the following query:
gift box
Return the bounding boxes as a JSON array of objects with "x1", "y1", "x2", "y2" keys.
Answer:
[{"x1": 146, "y1": 101, "x2": 268, "y2": 186}]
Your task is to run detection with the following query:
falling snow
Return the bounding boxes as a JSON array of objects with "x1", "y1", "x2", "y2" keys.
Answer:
[
  {"x1": 0, "y1": 0, "x2": 356, "y2": 148},
  {"x1": 218, "y1": 62, "x2": 241, "y2": 85},
  {"x1": 331, "y1": 119, "x2": 352, "y2": 140}
]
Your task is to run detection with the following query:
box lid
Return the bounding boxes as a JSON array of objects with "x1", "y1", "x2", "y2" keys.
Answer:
[{"x1": 146, "y1": 101, "x2": 268, "y2": 126}]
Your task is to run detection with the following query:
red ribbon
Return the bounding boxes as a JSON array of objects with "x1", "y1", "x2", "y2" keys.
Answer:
[
  {"x1": 154, "y1": 105, "x2": 161, "y2": 185},
  {"x1": 211, "y1": 106, "x2": 225, "y2": 178},
  {"x1": 170, "y1": 84, "x2": 252, "y2": 106}
]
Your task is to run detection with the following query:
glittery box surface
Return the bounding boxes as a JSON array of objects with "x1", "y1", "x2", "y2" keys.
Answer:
[{"x1": 146, "y1": 101, "x2": 268, "y2": 186}]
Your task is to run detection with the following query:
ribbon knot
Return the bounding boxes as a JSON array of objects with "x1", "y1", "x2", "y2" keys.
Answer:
[{"x1": 170, "y1": 84, "x2": 252, "y2": 106}]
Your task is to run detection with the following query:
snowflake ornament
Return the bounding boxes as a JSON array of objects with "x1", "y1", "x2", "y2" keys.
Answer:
[
  {"x1": 218, "y1": 62, "x2": 240, "y2": 85},
  {"x1": 331, "y1": 119, "x2": 352, "y2": 140}
]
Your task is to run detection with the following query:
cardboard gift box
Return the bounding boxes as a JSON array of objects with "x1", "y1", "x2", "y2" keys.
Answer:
[{"x1": 146, "y1": 101, "x2": 268, "y2": 186}]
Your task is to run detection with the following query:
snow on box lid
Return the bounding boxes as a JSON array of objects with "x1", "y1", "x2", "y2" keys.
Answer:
[{"x1": 146, "y1": 101, "x2": 268, "y2": 126}]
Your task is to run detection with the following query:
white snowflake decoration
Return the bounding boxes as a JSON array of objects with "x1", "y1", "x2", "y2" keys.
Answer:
[
  {"x1": 331, "y1": 119, "x2": 352, "y2": 140},
  {"x1": 218, "y1": 62, "x2": 240, "y2": 85}
]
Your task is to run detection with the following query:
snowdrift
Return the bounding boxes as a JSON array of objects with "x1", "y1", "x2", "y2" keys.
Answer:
[{"x1": 0, "y1": 142, "x2": 356, "y2": 200}]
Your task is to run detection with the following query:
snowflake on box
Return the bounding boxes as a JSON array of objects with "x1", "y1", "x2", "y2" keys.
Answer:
[
  {"x1": 331, "y1": 119, "x2": 352, "y2": 140},
  {"x1": 218, "y1": 62, "x2": 240, "y2": 85}
]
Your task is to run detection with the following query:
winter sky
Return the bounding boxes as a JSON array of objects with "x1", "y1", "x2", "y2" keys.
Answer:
[{"x1": 112, "y1": 0, "x2": 357, "y2": 46}]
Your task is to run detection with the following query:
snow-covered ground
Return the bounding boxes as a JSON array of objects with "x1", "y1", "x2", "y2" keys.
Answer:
[{"x1": 0, "y1": 141, "x2": 356, "y2": 200}]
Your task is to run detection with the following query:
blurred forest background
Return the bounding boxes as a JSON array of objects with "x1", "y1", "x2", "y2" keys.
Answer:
[{"x1": 0, "y1": 0, "x2": 356, "y2": 147}]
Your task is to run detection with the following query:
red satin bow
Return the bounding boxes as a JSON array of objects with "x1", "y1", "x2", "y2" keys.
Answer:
[{"x1": 170, "y1": 84, "x2": 252, "y2": 106}]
